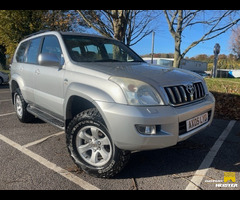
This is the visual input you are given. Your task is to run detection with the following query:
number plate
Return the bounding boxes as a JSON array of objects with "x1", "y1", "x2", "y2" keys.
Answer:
[{"x1": 186, "y1": 112, "x2": 208, "y2": 132}]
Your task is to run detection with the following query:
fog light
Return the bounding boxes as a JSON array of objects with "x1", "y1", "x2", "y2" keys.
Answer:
[{"x1": 136, "y1": 125, "x2": 160, "y2": 135}]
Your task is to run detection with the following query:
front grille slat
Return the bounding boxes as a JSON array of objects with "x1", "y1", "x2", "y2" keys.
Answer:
[
  {"x1": 165, "y1": 82, "x2": 205, "y2": 106},
  {"x1": 178, "y1": 86, "x2": 187, "y2": 102},
  {"x1": 196, "y1": 83, "x2": 201, "y2": 98},
  {"x1": 199, "y1": 82, "x2": 205, "y2": 97},
  {"x1": 166, "y1": 88, "x2": 176, "y2": 104},
  {"x1": 172, "y1": 87, "x2": 182, "y2": 103},
  {"x1": 193, "y1": 84, "x2": 198, "y2": 99}
]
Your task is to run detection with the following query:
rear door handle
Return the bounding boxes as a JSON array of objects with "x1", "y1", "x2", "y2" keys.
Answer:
[
  {"x1": 35, "y1": 69, "x2": 40, "y2": 75},
  {"x1": 64, "y1": 78, "x2": 68, "y2": 85}
]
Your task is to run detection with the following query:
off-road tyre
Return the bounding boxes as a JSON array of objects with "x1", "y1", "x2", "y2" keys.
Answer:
[
  {"x1": 66, "y1": 108, "x2": 130, "y2": 178},
  {"x1": 14, "y1": 88, "x2": 34, "y2": 123}
]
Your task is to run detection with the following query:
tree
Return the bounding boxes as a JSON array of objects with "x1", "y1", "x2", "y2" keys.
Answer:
[
  {"x1": 229, "y1": 25, "x2": 240, "y2": 58},
  {"x1": 0, "y1": 10, "x2": 46, "y2": 56},
  {"x1": 0, "y1": 10, "x2": 81, "y2": 63},
  {"x1": 164, "y1": 10, "x2": 240, "y2": 68},
  {"x1": 42, "y1": 10, "x2": 84, "y2": 32},
  {"x1": 77, "y1": 10, "x2": 159, "y2": 46},
  {"x1": 0, "y1": 45, "x2": 6, "y2": 69}
]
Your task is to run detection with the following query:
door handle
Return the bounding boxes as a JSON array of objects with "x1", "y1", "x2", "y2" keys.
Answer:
[
  {"x1": 64, "y1": 78, "x2": 68, "y2": 85},
  {"x1": 35, "y1": 69, "x2": 40, "y2": 75}
]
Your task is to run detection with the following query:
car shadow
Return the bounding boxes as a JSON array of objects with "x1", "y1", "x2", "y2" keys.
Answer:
[
  {"x1": 115, "y1": 119, "x2": 240, "y2": 179},
  {"x1": 116, "y1": 139, "x2": 210, "y2": 179}
]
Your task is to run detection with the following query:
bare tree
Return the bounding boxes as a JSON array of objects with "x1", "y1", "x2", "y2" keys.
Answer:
[
  {"x1": 164, "y1": 10, "x2": 240, "y2": 67},
  {"x1": 125, "y1": 10, "x2": 160, "y2": 46},
  {"x1": 229, "y1": 25, "x2": 240, "y2": 58},
  {"x1": 77, "y1": 10, "x2": 159, "y2": 46}
]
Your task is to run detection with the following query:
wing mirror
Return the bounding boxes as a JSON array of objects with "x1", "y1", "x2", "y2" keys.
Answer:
[{"x1": 38, "y1": 53, "x2": 64, "y2": 67}]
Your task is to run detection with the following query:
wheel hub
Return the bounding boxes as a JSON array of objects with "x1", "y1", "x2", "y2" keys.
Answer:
[
  {"x1": 15, "y1": 94, "x2": 23, "y2": 117},
  {"x1": 90, "y1": 138, "x2": 101, "y2": 150},
  {"x1": 76, "y1": 126, "x2": 112, "y2": 167}
]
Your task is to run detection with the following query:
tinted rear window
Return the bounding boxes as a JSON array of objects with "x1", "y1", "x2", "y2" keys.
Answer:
[
  {"x1": 25, "y1": 37, "x2": 42, "y2": 64},
  {"x1": 16, "y1": 41, "x2": 29, "y2": 62}
]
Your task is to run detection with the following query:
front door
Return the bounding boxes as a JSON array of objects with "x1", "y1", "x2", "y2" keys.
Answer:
[{"x1": 34, "y1": 35, "x2": 65, "y2": 118}]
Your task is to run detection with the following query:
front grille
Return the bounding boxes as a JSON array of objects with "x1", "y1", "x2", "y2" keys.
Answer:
[{"x1": 164, "y1": 82, "x2": 205, "y2": 106}]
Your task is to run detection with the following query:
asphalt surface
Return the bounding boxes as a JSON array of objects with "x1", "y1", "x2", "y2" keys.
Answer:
[{"x1": 0, "y1": 84, "x2": 239, "y2": 190}]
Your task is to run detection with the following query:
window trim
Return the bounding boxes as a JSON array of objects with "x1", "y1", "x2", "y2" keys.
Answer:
[
  {"x1": 16, "y1": 36, "x2": 43, "y2": 65},
  {"x1": 40, "y1": 35, "x2": 62, "y2": 55},
  {"x1": 38, "y1": 34, "x2": 63, "y2": 67},
  {"x1": 24, "y1": 36, "x2": 43, "y2": 65},
  {"x1": 15, "y1": 34, "x2": 63, "y2": 66},
  {"x1": 16, "y1": 40, "x2": 30, "y2": 63}
]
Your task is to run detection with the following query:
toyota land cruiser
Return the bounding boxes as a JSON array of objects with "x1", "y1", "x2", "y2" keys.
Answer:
[{"x1": 10, "y1": 31, "x2": 215, "y2": 178}]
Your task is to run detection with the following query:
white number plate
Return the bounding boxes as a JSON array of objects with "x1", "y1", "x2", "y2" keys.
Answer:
[{"x1": 186, "y1": 112, "x2": 208, "y2": 132}]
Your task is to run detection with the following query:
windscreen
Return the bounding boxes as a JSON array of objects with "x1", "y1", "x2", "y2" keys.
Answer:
[{"x1": 62, "y1": 35, "x2": 143, "y2": 63}]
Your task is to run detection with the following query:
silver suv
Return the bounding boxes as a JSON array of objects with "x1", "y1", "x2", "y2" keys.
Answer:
[{"x1": 10, "y1": 31, "x2": 215, "y2": 178}]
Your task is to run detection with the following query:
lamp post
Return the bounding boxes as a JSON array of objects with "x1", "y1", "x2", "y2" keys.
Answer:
[
  {"x1": 212, "y1": 43, "x2": 220, "y2": 78},
  {"x1": 151, "y1": 31, "x2": 155, "y2": 64}
]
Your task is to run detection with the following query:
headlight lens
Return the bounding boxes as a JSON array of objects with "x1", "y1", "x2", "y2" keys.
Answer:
[{"x1": 110, "y1": 77, "x2": 164, "y2": 106}]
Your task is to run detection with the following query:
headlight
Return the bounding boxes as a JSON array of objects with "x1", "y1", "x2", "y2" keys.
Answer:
[{"x1": 110, "y1": 77, "x2": 164, "y2": 106}]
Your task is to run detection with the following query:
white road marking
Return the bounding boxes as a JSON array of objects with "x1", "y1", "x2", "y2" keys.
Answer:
[
  {"x1": 0, "y1": 91, "x2": 10, "y2": 94},
  {"x1": 0, "y1": 99, "x2": 11, "y2": 102},
  {"x1": 185, "y1": 120, "x2": 236, "y2": 190},
  {"x1": 0, "y1": 133, "x2": 100, "y2": 190},
  {"x1": 23, "y1": 131, "x2": 65, "y2": 148},
  {"x1": 0, "y1": 112, "x2": 15, "y2": 117}
]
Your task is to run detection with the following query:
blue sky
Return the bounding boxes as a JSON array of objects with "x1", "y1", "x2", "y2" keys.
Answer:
[{"x1": 131, "y1": 12, "x2": 234, "y2": 58}]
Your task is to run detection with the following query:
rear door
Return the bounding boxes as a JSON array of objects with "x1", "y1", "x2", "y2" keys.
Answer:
[{"x1": 14, "y1": 37, "x2": 42, "y2": 104}]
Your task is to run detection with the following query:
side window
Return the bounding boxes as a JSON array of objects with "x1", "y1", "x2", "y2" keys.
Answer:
[
  {"x1": 84, "y1": 44, "x2": 102, "y2": 60},
  {"x1": 104, "y1": 43, "x2": 129, "y2": 61},
  {"x1": 25, "y1": 37, "x2": 42, "y2": 64},
  {"x1": 41, "y1": 35, "x2": 62, "y2": 60},
  {"x1": 16, "y1": 41, "x2": 29, "y2": 63}
]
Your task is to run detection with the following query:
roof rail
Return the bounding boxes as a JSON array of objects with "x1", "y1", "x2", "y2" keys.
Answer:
[{"x1": 23, "y1": 30, "x2": 56, "y2": 40}]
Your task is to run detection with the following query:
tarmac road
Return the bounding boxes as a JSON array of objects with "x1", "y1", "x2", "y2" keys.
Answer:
[{"x1": 0, "y1": 84, "x2": 239, "y2": 190}]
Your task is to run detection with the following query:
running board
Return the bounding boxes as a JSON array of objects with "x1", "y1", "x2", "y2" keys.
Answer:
[{"x1": 27, "y1": 106, "x2": 64, "y2": 130}]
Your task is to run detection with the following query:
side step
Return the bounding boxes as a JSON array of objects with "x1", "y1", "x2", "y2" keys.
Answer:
[{"x1": 27, "y1": 106, "x2": 64, "y2": 130}]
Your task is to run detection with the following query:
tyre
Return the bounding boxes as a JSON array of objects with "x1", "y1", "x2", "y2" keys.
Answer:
[
  {"x1": 14, "y1": 88, "x2": 34, "y2": 123},
  {"x1": 66, "y1": 108, "x2": 130, "y2": 178}
]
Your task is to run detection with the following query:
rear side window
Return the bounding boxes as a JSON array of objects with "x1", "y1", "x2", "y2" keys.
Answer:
[
  {"x1": 25, "y1": 37, "x2": 42, "y2": 64},
  {"x1": 16, "y1": 41, "x2": 29, "y2": 62}
]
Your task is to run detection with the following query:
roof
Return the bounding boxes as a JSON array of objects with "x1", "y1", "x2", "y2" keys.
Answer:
[{"x1": 23, "y1": 30, "x2": 112, "y2": 40}]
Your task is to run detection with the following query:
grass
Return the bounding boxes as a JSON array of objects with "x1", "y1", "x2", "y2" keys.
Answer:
[
  {"x1": 205, "y1": 78, "x2": 240, "y2": 121},
  {"x1": 0, "y1": 69, "x2": 10, "y2": 74},
  {"x1": 205, "y1": 78, "x2": 240, "y2": 96}
]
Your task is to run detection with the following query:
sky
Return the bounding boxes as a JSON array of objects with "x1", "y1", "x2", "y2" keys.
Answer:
[{"x1": 131, "y1": 11, "x2": 234, "y2": 58}]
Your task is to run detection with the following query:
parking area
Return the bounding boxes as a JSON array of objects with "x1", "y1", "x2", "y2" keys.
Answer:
[{"x1": 0, "y1": 84, "x2": 240, "y2": 190}]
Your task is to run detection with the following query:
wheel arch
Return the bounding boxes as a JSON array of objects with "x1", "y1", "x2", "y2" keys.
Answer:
[
  {"x1": 65, "y1": 95, "x2": 96, "y2": 128},
  {"x1": 10, "y1": 79, "x2": 20, "y2": 104},
  {"x1": 64, "y1": 83, "x2": 115, "y2": 130}
]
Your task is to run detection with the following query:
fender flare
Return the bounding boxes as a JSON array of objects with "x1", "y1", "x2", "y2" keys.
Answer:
[
  {"x1": 10, "y1": 74, "x2": 25, "y2": 91},
  {"x1": 63, "y1": 82, "x2": 115, "y2": 120}
]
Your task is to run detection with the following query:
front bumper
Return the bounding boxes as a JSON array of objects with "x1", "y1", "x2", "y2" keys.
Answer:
[{"x1": 96, "y1": 93, "x2": 215, "y2": 151}]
